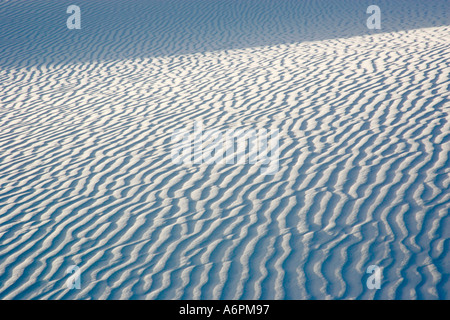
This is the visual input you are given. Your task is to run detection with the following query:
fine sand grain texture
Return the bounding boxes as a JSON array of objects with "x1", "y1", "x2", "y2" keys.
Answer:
[{"x1": 0, "y1": 0, "x2": 449, "y2": 299}]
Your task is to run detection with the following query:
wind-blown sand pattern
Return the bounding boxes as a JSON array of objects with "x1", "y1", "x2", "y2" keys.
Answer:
[{"x1": 0, "y1": 0, "x2": 449, "y2": 299}]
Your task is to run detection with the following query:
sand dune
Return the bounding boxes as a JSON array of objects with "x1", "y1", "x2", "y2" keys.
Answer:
[{"x1": 0, "y1": 1, "x2": 449, "y2": 299}]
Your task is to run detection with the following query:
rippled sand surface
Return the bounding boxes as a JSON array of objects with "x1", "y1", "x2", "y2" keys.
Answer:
[{"x1": 0, "y1": 0, "x2": 449, "y2": 299}]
